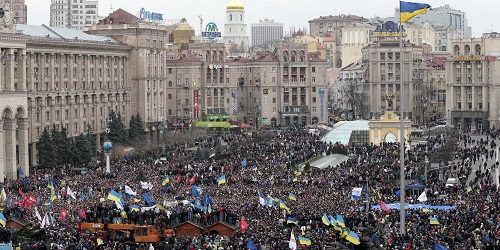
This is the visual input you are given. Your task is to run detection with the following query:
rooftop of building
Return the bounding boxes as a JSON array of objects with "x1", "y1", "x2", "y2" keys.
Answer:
[
  {"x1": 309, "y1": 14, "x2": 368, "y2": 23},
  {"x1": 321, "y1": 120, "x2": 369, "y2": 145},
  {"x1": 226, "y1": 0, "x2": 244, "y2": 11},
  {"x1": 16, "y1": 24, "x2": 118, "y2": 44},
  {"x1": 98, "y1": 8, "x2": 139, "y2": 25}
]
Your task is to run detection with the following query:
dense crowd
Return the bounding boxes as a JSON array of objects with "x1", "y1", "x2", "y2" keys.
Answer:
[{"x1": 1, "y1": 127, "x2": 499, "y2": 249}]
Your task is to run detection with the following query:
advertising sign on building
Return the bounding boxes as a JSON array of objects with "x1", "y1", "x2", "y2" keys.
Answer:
[
  {"x1": 139, "y1": 8, "x2": 164, "y2": 23},
  {"x1": 202, "y1": 22, "x2": 222, "y2": 41}
]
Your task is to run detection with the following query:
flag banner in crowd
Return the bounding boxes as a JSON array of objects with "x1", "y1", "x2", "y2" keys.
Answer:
[
  {"x1": 346, "y1": 231, "x2": 361, "y2": 245},
  {"x1": 351, "y1": 187, "x2": 362, "y2": 200},
  {"x1": 287, "y1": 217, "x2": 298, "y2": 225},
  {"x1": 289, "y1": 193, "x2": 297, "y2": 201},
  {"x1": 144, "y1": 192, "x2": 154, "y2": 206},
  {"x1": 0, "y1": 213, "x2": 6, "y2": 227},
  {"x1": 140, "y1": 181, "x2": 153, "y2": 190},
  {"x1": 240, "y1": 218, "x2": 248, "y2": 233},
  {"x1": 467, "y1": 186, "x2": 472, "y2": 193},
  {"x1": 97, "y1": 238, "x2": 104, "y2": 245},
  {"x1": 66, "y1": 186, "x2": 76, "y2": 199},
  {"x1": 336, "y1": 214, "x2": 345, "y2": 228},
  {"x1": 322, "y1": 214, "x2": 330, "y2": 226},
  {"x1": 298, "y1": 236, "x2": 311, "y2": 246},
  {"x1": 124, "y1": 185, "x2": 137, "y2": 196},
  {"x1": 0, "y1": 188, "x2": 6, "y2": 201},
  {"x1": 241, "y1": 159, "x2": 247, "y2": 167},
  {"x1": 162, "y1": 175, "x2": 169, "y2": 186},
  {"x1": 60, "y1": 206, "x2": 67, "y2": 220},
  {"x1": 217, "y1": 175, "x2": 226, "y2": 185},
  {"x1": 246, "y1": 239, "x2": 257, "y2": 250},
  {"x1": 380, "y1": 201, "x2": 391, "y2": 214},
  {"x1": 369, "y1": 203, "x2": 456, "y2": 211},
  {"x1": 189, "y1": 175, "x2": 196, "y2": 185},
  {"x1": 107, "y1": 190, "x2": 122, "y2": 203},
  {"x1": 434, "y1": 242, "x2": 448, "y2": 250},
  {"x1": 430, "y1": 217, "x2": 440, "y2": 225},
  {"x1": 252, "y1": 165, "x2": 257, "y2": 171},
  {"x1": 417, "y1": 191, "x2": 428, "y2": 202},
  {"x1": 209, "y1": 152, "x2": 216, "y2": 158},
  {"x1": 191, "y1": 186, "x2": 203, "y2": 197},
  {"x1": 34, "y1": 207, "x2": 42, "y2": 222},
  {"x1": 289, "y1": 231, "x2": 297, "y2": 249}
]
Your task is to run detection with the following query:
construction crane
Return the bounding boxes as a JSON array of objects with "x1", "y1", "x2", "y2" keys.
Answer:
[{"x1": 198, "y1": 15, "x2": 203, "y2": 36}]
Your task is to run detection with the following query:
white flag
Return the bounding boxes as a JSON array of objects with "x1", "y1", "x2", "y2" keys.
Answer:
[
  {"x1": 140, "y1": 181, "x2": 153, "y2": 190},
  {"x1": 115, "y1": 201, "x2": 124, "y2": 210},
  {"x1": 289, "y1": 231, "x2": 297, "y2": 250},
  {"x1": 34, "y1": 207, "x2": 42, "y2": 222},
  {"x1": 41, "y1": 213, "x2": 49, "y2": 228},
  {"x1": 417, "y1": 191, "x2": 428, "y2": 202},
  {"x1": 67, "y1": 186, "x2": 76, "y2": 199},
  {"x1": 259, "y1": 196, "x2": 265, "y2": 206},
  {"x1": 1, "y1": 188, "x2": 6, "y2": 201},
  {"x1": 124, "y1": 185, "x2": 137, "y2": 196}
]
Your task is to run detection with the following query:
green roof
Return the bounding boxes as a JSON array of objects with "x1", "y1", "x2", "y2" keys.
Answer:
[{"x1": 195, "y1": 121, "x2": 231, "y2": 128}]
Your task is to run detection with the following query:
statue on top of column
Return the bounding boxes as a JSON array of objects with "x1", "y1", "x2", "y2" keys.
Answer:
[
  {"x1": 0, "y1": 2, "x2": 16, "y2": 33},
  {"x1": 384, "y1": 93, "x2": 396, "y2": 111}
]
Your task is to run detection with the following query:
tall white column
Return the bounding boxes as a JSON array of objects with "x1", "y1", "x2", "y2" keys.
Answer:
[
  {"x1": 18, "y1": 118, "x2": 29, "y2": 177},
  {"x1": 4, "y1": 119, "x2": 17, "y2": 180},
  {"x1": 0, "y1": 120, "x2": 4, "y2": 183}
]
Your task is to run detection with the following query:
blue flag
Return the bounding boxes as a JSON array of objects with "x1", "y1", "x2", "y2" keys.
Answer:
[
  {"x1": 81, "y1": 191, "x2": 85, "y2": 201},
  {"x1": 88, "y1": 188, "x2": 94, "y2": 198},
  {"x1": 434, "y1": 242, "x2": 448, "y2": 250},
  {"x1": 163, "y1": 184, "x2": 169, "y2": 192},
  {"x1": 19, "y1": 168, "x2": 25, "y2": 176},
  {"x1": 241, "y1": 159, "x2": 247, "y2": 167},
  {"x1": 23, "y1": 176, "x2": 29, "y2": 185},
  {"x1": 246, "y1": 239, "x2": 258, "y2": 250},
  {"x1": 191, "y1": 186, "x2": 202, "y2": 197},
  {"x1": 144, "y1": 192, "x2": 154, "y2": 206}
]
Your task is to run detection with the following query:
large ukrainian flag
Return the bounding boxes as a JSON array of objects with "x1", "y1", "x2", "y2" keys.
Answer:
[{"x1": 400, "y1": 1, "x2": 431, "y2": 23}]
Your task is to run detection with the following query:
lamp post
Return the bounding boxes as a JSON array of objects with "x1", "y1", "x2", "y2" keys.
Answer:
[
  {"x1": 421, "y1": 95, "x2": 428, "y2": 127},
  {"x1": 496, "y1": 147, "x2": 499, "y2": 191},
  {"x1": 103, "y1": 118, "x2": 113, "y2": 174},
  {"x1": 424, "y1": 155, "x2": 429, "y2": 184}
]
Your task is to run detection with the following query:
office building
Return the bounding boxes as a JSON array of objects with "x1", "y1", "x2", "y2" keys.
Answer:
[
  {"x1": 50, "y1": 0, "x2": 99, "y2": 30},
  {"x1": 250, "y1": 19, "x2": 283, "y2": 49},
  {"x1": 446, "y1": 37, "x2": 500, "y2": 131}
]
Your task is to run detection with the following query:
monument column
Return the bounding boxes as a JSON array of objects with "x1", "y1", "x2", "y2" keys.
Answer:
[
  {"x1": 18, "y1": 118, "x2": 29, "y2": 176},
  {"x1": 0, "y1": 119, "x2": 4, "y2": 182},
  {"x1": 4, "y1": 119, "x2": 17, "y2": 179}
]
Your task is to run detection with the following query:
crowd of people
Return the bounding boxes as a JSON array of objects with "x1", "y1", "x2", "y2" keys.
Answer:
[{"x1": 1, "y1": 126, "x2": 499, "y2": 249}]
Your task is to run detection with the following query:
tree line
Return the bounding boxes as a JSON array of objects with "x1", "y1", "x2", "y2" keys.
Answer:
[{"x1": 37, "y1": 110, "x2": 145, "y2": 168}]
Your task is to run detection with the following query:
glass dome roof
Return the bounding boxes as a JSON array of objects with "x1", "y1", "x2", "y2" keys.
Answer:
[{"x1": 321, "y1": 120, "x2": 369, "y2": 145}]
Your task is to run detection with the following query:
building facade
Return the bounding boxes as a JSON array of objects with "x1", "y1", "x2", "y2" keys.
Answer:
[
  {"x1": 224, "y1": 0, "x2": 250, "y2": 53},
  {"x1": 50, "y1": 0, "x2": 99, "y2": 30},
  {"x1": 446, "y1": 37, "x2": 500, "y2": 131},
  {"x1": 361, "y1": 40, "x2": 430, "y2": 121},
  {"x1": 250, "y1": 19, "x2": 283, "y2": 49},
  {"x1": 335, "y1": 60, "x2": 366, "y2": 120},
  {"x1": 309, "y1": 14, "x2": 369, "y2": 68},
  {"x1": 341, "y1": 23, "x2": 373, "y2": 68},
  {"x1": 0, "y1": 0, "x2": 27, "y2": 24},
  {"x1": 162, "y1": 41, "x2": 329, "y2": 127},
  {"x1": 86, "y1": 9, "x2": 173, "y2": 137}
]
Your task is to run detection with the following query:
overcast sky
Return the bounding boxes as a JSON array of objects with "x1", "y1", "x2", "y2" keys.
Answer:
[{"x1": 26, "y1": 0, "x2": 498, "y2": 38}]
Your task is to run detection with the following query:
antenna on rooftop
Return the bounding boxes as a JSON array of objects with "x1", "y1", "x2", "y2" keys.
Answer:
[{"x1": 110, "y1": 4, "x2": 114, "y2": 13}]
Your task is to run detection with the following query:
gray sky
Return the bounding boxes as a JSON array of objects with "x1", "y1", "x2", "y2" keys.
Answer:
[{"x1": 26, "y1": 0, "x2": 498, "y2": 38}]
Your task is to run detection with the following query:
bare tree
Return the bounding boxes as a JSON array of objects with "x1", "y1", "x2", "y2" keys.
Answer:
[{"x1": 343, "y1": 79, "x2": 365, "y2": 120}]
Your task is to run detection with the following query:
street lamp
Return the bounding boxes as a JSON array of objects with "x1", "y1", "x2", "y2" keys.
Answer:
[
  {"x1": 424, "y1": 155, "x2": 429, "y2": 184},
  {"x1": 103, "y1": 118, "x2": 113, "y2": 174},
  {"x1": 421, "y1": 95, "x2": 428, "y2": 126}
]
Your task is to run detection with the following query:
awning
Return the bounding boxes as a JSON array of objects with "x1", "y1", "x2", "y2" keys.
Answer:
[
  {"x1": 195, "y1": 121, "x2": 231, "y2": 128},
  {"x1": 239, "y1": 122, "x2": 253, "y2": 129}
]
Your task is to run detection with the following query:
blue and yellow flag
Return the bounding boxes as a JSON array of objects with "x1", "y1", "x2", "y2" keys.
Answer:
[
  {"x1": 429, "y1": 217, "x2": 440, "y2": 225},
  {"x1": 288, "y1": 193, "x2": 297, "y2": 201},
  {"x1": 0, "y1": 213, "x2": 6, "y2": 226},
  {"x1": 322, "y1": 214, "x2": 331, "y2": 226},
  {"x1": 279, "y1": 199, "x2": 290, "y2": 212},
  {"x1": 298, "y1": 236, "x2": 311, "y2": 246},
  {"x1": 252, "y1": 165, "x2": 258, "y2": 171},
  {"x1": 400, "y1": 1, "x2": 431, "y2": 23},
  {"x1": 209, "y1": 152, "x2": 216, "y2": 158},
  {"x1": 336, "y1": 214, "x2": 346, "y2": 228},
  {"x1": 96, "y1": 238, "x2": 104, "y2": 245},
  {"x1": 107, "y1": 190, "x2": 122, "y2": 203},
  {"x1": 217, "y1": 175, "x2": 226, "y2": 185},
  {"x1": 292, "y1": 177, "x2": 298, "y2": 182},
  {"x1": 466, "y1": 186, "x2": 472, "y2": 193},
  {"x1": 162, "y1": 175, "x2": 169, "y2": 186},
  {"x1": 346, "y1": 231, "x2": 361, "y2": 245},
  {"x1": 287, "y1": 216, "x2": 298, "y2": 225}
]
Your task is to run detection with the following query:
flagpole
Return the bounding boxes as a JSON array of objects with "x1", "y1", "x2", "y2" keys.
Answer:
[{"x1": 399, "y1": 2, "x2": 406, "y2": 236}]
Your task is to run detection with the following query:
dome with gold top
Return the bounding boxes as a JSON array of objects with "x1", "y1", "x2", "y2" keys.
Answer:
[{"x1": 226, "y1": 0, "x2": 244, "y2": 11}]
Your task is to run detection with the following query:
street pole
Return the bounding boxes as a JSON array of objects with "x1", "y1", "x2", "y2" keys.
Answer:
[
  {"x1": 425, "y1": 156, "x2": 429, "y2": 184},
  {"x1": 105, "y1": 152, "x2": 111, "y2": 173},
  {"x1": 496, "y1": 147, "x2": 499, "y2": 191}
]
